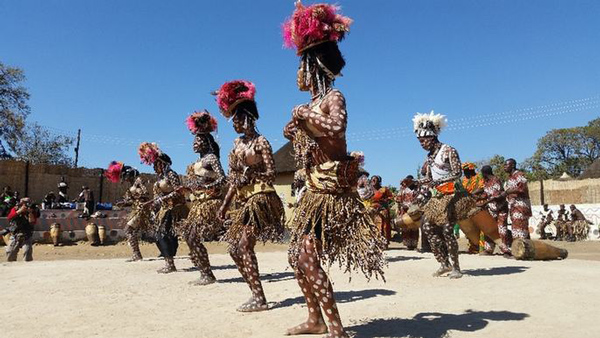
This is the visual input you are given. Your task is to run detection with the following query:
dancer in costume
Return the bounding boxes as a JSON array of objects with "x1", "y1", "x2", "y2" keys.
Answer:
[
  {"x1": 555, "y1": 204, "x2": 570, "y2": 241},
  {"x1": 479, "y1": 165, "x2": 512, "y2": 254},
  {"x1": 415, "y1": 111, "x2": 477, "y2": 279},
  {"x1": 139, "y1": 142, "x2": 188, "y2": 273},
  {"x1": 282, "y1": 2, "x2": 386, "y2": 336},
  {"x1": 502, "y1": 158, "x2": 532, "y2": 240},
  {"x1": 105, "y1": 161, "x2": 152, "y2": 262},
  {"x1": 396, "y1": 175, "x2": 420, "y2": 250},
  {"x1": 569, "y1": 205, "x2": 592, "y2": 241},
  {"x1": 178, "y1": 110, "x2": 226, "y2": 285},
  {"x1": 216, "y1": 80, "x2": 285, "y2": 311}
]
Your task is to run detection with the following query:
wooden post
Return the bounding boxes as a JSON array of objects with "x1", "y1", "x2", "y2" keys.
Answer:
[
  {"x1": 24, "y1": 161, "x2": 30, "y2": 197},
  {"x1": 74, "y1": 129, "x2": 81, "y2": 167},
  {"x1": 540, "y1": 179, "x2": 545, "y2": 205},
  {"x1": 98, "y1": 169, "x2": 104, "y2": 203}
]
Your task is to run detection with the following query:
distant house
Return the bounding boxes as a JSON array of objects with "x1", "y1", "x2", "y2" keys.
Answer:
[{"x1": 273, "y1": 142, "x2": 300, "y2": 221}]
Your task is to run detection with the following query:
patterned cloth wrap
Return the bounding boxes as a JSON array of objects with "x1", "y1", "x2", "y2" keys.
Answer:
[
  {"x1": 288, "y1": 159, "x2": 387, "y2": 281},
  {"x1": 221, "y1": 181, "x2": 285, "y2": 249}
]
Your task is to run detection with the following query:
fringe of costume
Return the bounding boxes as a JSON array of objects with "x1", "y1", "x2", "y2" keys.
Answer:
[
  {"x1": 222, "y1": 188, "x2": 285, "y2": 249},
  {"x1": 288, "y1": 160, "x2": 387, "y2": 281},
  {"x1": 157, "y1": 203, "x2": 189, "y2": 238},
  {"x1": 124, "y1": 201, "x2": 153, "y2": 233},
  {"x1": 423, "y1": 191, "x2": 480, "y2": 226},
  {"x1": 178, "y1": 197, "x2": 224, "y2": 242}
]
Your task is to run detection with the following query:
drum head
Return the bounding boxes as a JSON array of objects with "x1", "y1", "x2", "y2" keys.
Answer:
[{"x1": 547, "y1": 224, "x2": 557, "y2": 237}]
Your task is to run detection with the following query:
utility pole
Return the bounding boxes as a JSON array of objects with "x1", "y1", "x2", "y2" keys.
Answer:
[{"x1": 74, "y1": 129, "x2": 81, "y2": 167}]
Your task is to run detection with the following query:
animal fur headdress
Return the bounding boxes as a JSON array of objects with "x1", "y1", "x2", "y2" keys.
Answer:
[
  {"x1": 413, "y1": 111, "x2": 447, "y2": 137},
  {"x1": 283, "y1": 1, "x2": 353, "y2": 55},
  {"x1": 186, "y1": 110, "x2": 218, "y2": 134},
  {"x1": 215, "y1": 80, "x2": 256, "y2": 119}
]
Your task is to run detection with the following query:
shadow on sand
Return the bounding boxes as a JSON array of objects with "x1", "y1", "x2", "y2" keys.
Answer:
[
  {"x1": 181, "y1": 264, "x2": 237, "y2": 272},
  {"x1": 218, "y1": 271, "x2": 296, "y2": 284},
  {"x1": 348, "y1": 310, "x2": 529, "y2": 338},
  {"x1": 463, "y1": 266, "x2": 529, "y2": 277},
  {"x1": 272, "y1": 289, "x2": 396, "y2": 310},
  {"x1": 386, "y1": 255, "x2": 427, "y2": 263}
]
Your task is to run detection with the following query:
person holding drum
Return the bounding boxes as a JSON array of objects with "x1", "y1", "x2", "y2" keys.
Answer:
[
  {"x1": 554, "y1": 204, "x2": 570, "y2": 241},
  {"x1": 569, "y1": 205, "x2": 592, "y2": 241},
  {"x1": 396, "y1": 175, "x2": 420, "y2": 250}
]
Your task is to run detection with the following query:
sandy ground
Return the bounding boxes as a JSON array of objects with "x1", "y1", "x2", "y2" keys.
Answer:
[{"x1": 2, "y1": 240, "x2": 599, "y2": 338}]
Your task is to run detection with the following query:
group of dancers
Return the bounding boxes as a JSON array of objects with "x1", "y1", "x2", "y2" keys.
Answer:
[{"x1": 102, "y1": 2, "x2": 523, "y2": 337}]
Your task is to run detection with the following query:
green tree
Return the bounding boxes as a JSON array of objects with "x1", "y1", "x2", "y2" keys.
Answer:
[
  {"x1": 11, "y1": 123, "x2": 73, "y2": 165},
  {"x1": 476, "y1": 154, "x2": 509, "y2": 181},
  {"x1": 0, "y1": 62, "x2": 30, "y2": 156},
  {"x1": 0, "y1": 61, "x2": 73, "y2": 164}
]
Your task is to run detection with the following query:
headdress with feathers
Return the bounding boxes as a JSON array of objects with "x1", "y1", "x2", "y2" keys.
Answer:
[
  {"x1": 283, "y1": 1, "x2": 353, "y2": 55},
  {"x1": 462, "y1": 162, "x2": 477, "y2": 171},
  {"x1": 413, "y1": 111, "x2": 447, "y2": 137},
  {"x1": 214, "y1": 80, "x2": 256, "y2": 119},
  {"x1": 105, "y1": 161, "x2": 139, "y2": 182},
  {"x1": 138, "y1": 142, "x2": 165, "y2": 166},
  {"x1": 186, "y1": 110, "x2": 218, "y2": 134}
]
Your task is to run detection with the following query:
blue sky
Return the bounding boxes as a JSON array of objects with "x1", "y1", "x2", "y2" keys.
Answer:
[{"x1": 2, "y1": 0, "x2": 599, "y2": 185}]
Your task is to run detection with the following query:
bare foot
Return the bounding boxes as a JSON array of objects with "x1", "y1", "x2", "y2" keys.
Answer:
[
  {"x1": 156, "y1": 266, "x2": 176, "y2": 274},
  {"x1": 448, "y1": 269, "x2": 463, "y2": 279},
  {"x1": 237, "y1": 297, "x2": 268, "y2": 312},
  {"x1": 432, "y1": 265, "x2": 452, "y2": 277},
  {"x1": 189, "y1": 275, "x2": 216, "y2": 286},
  {"x1": 285, "y1": 320, "x2": 327, "y2": 335}
]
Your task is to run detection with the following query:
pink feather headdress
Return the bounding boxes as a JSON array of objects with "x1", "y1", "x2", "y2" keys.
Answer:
[
  {"x1": 105, "y1": 161, "x2": 124, "y2": 183},
  {"x1": 215, "y1": 80, "x2": 256, "y2": 119},
  {"x1": 138, "y1": 142, "x2": 161, "y2": 165},
  {"x1": 186, "y1": 110, "x2": 218, "y2": 134},
  {"x1": 283, "y1": 1, "x2": 353, "y2": 55}
]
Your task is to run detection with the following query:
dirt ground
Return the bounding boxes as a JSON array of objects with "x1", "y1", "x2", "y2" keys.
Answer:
[
  {"x1": 1, "y1": 239, "x2": 599, "y2": 338},
  {"x1": 18, "y1": 237, "x2": 600, "y2": 262}
]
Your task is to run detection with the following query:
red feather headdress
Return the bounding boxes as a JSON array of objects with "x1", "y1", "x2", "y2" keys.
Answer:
[
  {"x1": 138, "y1": 142, "x2": 161, "y2": 165},
  {"x1": 283, "y1": 1, "x2": 353, "y2": 55},
  {"x1": 186, "y1": 110, "x2": 218, "y2": 134},
  {"x1": 215, "y1": 80, "x2": 256, "y2": 119},
  {"x1": 105, "y1": 161, "x2": 124, "y2": 183}
]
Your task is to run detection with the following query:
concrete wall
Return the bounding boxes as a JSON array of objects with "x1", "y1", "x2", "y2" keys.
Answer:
[
  {"x1": 529, "y1": 178, "x2": 600, "y2": 205},
  {"x1": 0, "y1": 160, "x2": 155, "y2": 204}
]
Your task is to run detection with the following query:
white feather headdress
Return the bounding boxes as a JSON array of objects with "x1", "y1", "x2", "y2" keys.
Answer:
[{"x1": 413, "y1": 110, "x2": 447, "y2": 137}]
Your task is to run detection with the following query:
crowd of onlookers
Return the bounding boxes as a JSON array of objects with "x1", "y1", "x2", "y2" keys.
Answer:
[{"x1": 537, "y1": 204, "x2": 594, "y2": 242}]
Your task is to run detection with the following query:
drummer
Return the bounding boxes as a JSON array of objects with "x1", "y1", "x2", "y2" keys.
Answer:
[
  {"x1": 554, "y1": 204, "x2": 570, "y2": 241},
  {"x1": 395, "y1": 175, "x2": 420, "y2": 250},
  {"x1": 569, "y1": 205, "x2": 592, "y2": 241},
  {"x1": 480, "y1": 165, "x2": 511, "y2": 255},
  {"x1": 461, "y1": 162, "x2": 486, "y2": 254}
]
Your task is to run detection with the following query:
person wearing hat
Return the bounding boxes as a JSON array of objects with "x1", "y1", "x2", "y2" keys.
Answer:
[
  {"x1": 4, "y1": 197, "x2": 39, "y2": 261},
  {"x1": 139, "y1": 142, "x2": 187, "y2": 273},
  {"x1": 105, "y1": 161, "x2": 151, "y2": 262},
  {"x1": 215, "y1": 80, "x2": 285, "y2": 312},
  {"x1": 282, "y1": 2, "x2": 386, "y2": 336},
  {"x1": 177, "y1": 110, "x2": 226, "y2": 286},
  {"x1": 414, "y1": 111, "x2": 477, "y2": 279},
  {"x1": 57, "y1": 178, "x2": 69, "y2": 205}
]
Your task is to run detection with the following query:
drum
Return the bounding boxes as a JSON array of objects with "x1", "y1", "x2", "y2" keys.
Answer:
[
  {"x1": 469, "y1": 210, "x2": 504, "y2": 247},
  {"x1": 50, "y1": 223, "x2": 61, "y2": 246},
  {"x1": 98, "y1": 225, "x2": 107, "y2": 245},
  {"x1": 511, "y1": 239, "x2": 568, "y2": 260},
  {"x1": 546, "y1": 223, "x2": 557, "y2": 238},
  {"x1": 457, "y1": 219, "x2": 480, "y2": 247},
  {"x1": 85, "y1": 223, "x2": 99, "y2": 245}
]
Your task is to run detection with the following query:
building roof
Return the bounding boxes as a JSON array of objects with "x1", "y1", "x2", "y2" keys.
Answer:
[
  {"x1": 273, "y1": 142, "x2": 299, "y2": 174},
  {"x1": 580, "y1": 158, "x2": 600, "y2": 179}
]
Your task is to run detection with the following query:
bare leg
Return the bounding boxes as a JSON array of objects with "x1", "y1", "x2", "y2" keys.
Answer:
[
  {"x1": 442, "y1": 223, "x2": 462, "y2": 279},
  {"x1": 231, "y1": 229, "x2": 268, "y2": 312},
  {"x1": 126, "y1": 228, "x2": 143, "y2": 262},
  {"x1": 287, "y1": 235, "x2": 347, "y2": 337},
  {"x1": 188, "y1": 239, "x2": 216, "y2": 285},
  {"x1": 423, "y1": 222, "x2": 451, "y2": 277}
]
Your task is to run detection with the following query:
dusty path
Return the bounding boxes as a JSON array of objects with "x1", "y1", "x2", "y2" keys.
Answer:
[{"x1": 2, "y1": 243, "x2": 598, "y2": 338}]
